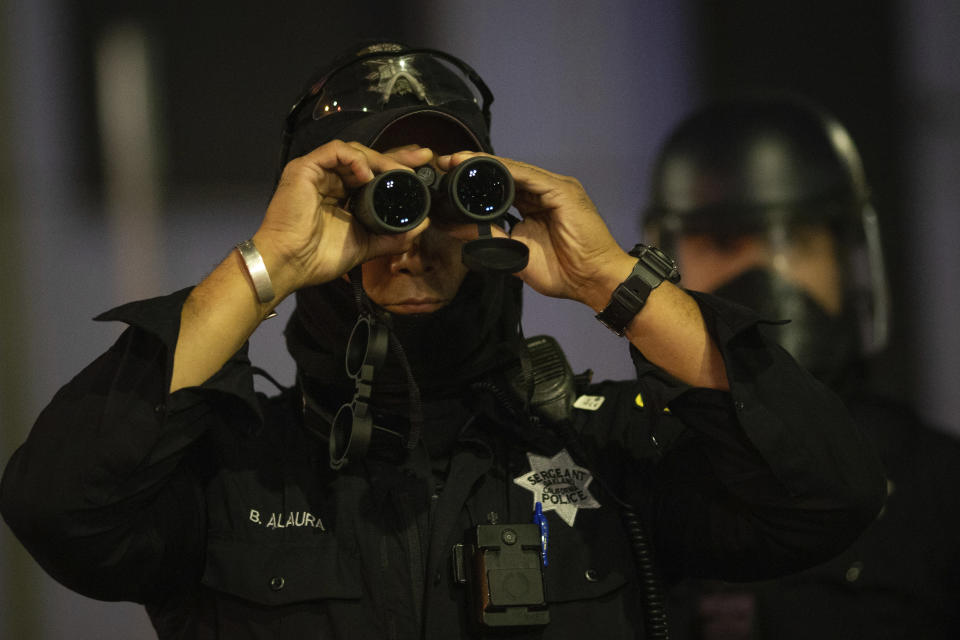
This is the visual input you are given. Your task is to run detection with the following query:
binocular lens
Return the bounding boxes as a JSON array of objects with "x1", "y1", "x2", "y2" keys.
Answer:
[
  {"x1": 352, "y1": 157, "x2": 514, "y2": 233},
  {"x1": 371, "y1": 171, "x2": 430, "y2": 229},
  {"x1": 455, "y1": 161, "x2": 512, "y2": 216}
]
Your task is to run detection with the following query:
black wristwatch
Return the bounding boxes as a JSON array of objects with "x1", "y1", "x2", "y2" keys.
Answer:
[{"x1": 595, "y1": 244, "x2": 681, "y2": 336}]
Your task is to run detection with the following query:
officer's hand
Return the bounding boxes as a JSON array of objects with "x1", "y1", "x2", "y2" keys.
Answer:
[
  {"x1": 252, "y1": 140, "x2": 435, "y2": 299},
  {"x1": 439, "y1": 152, "x2": 635, "y2": 311}
]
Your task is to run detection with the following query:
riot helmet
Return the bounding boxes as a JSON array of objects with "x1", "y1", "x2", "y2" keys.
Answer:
[{"x1": 644, "y1": 94, "x2": 889, "y2": 379}]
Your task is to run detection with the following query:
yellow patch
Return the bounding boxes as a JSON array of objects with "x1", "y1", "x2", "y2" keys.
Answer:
[{"x1": 634, "y1": 392, "x2": 670, "y2": 412}]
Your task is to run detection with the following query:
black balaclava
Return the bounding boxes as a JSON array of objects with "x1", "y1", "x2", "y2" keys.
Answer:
[
  {"x1": 286, "y1": 271, "x2": 524, "y2": 414},
  {"x1": 279, "y1": 43, "x2": 525, "y2": 434}
]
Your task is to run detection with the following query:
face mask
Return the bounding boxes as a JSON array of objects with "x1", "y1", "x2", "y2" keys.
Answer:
[
  {"x1": 286, "y1": 270, "x2": 523, "y2": 407},
  {"x1": 712, "y1": 268, "x2": 859, "y2": 384}
]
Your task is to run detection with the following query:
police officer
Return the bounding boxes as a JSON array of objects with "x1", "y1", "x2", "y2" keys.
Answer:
[
  {"x1": 1, "y1": 46, "x2": 884, "y2": 639},
  {"x1": 645, "y1": 94, "x2": 960, "y2": 639}
]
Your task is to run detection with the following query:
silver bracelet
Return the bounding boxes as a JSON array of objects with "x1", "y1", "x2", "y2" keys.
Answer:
[{"x1": 236, "y1": 239, "x2": 276, "y2": 304}]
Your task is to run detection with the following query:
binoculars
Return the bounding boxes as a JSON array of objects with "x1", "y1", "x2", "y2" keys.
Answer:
[{"x1": 351, "y1": 156, "x2": 516, "y2": 233}]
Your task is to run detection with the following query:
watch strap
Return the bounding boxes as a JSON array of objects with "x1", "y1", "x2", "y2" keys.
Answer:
[{"x1": 595, "y1": 244, "x2": 680, "y2": 336}]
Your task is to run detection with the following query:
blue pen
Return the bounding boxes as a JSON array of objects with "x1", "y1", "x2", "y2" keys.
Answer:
[{"x1": 534, "y1": 501, "x2": 549, "y2": 567}]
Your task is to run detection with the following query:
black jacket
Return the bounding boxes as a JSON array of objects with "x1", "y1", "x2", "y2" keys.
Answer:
[
  {"x1": 667, "y1": 393, "x2": 960, "y2": 640},
  {"x1": 0, "y1": 289, "x2": 884, "y2": 639}
]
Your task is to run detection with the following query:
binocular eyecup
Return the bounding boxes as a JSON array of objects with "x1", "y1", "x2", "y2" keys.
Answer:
[{"x1": 351, "y1": 156, "x2": 516, "y2": 234}]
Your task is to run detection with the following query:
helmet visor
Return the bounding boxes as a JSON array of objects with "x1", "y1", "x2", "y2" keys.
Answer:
[
  {"x1": 289, "y1": 50, "x2": 490, "y2": 131},
  {"x1": 646, "y1": 205, "x2": 889, "y2": 360}
]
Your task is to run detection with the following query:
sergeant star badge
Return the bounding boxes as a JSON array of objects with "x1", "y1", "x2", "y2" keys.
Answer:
[{"x1": 513, "y1": 449, "x2": 600, "y2": 526}]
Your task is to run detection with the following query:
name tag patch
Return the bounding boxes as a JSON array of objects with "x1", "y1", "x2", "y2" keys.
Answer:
[{"x1": 249, "y1": 509, "x2": 326, "y2": 531}]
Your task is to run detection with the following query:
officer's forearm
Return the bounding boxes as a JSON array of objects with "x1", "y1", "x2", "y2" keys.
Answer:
[
  {"x1": 623, "y1": 282, "x2": 729, "y2": 390},
  {"x1": 170, "y1": 248, "x2": 277, "y2": 392}
]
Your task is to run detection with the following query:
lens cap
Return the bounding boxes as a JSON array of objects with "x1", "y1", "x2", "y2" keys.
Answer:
[
  {"x1": 331, "y1": 314, "x2": 388, "y2": 470},
  {"x1": 330, "y1": 403, "x2": 372, "y2": 470},
  {"x1": 462, "y1": 237, "x2": 529, "y2": 273}
]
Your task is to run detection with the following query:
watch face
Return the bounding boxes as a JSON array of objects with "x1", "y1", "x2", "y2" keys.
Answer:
[{"x1": 630, "y1": 244, "x2": 681, "y2": 283}]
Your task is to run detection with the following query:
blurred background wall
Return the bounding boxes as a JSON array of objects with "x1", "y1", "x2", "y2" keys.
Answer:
[{"x1": 1, "y1": 0, "x2": 956, "y2": 637}]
